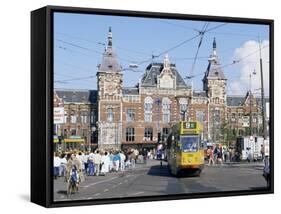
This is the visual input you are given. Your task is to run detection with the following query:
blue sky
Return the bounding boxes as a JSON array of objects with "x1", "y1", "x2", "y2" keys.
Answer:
[{"x1": 54, "y1": 12, "x2": 270, "y2": 95}]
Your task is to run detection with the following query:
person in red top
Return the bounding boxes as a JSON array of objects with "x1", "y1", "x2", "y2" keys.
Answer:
[{"x1": 208, "y1": 146, "x2": 215, "y2": 166}]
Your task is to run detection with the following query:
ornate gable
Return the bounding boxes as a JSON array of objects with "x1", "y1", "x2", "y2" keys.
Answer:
[{"x1": 157, "y1": 54, "x2": 176, "y2": 89}]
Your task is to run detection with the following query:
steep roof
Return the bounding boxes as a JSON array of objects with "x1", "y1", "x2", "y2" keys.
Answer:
[
  {"x1": 193, "y1": 90, "x2": 207, "y2": 97},
  {"x1": 204, "y1": 60, "x2": 226, "y2": 80},
  {"x1": 140, "y1": 62, "x2": 188, "y2": 88},
  {"x1": 203, "y1": 38, "x2": 226, "y2": 84},
  {"x1": 227, "y1": 96, "x2": 245, "y2": 106},
  {"x1": 122, "y1": 87, "x2": 139, "y2": 95},
  {"x1": 227, "y1": 93, "x2": 270, "y2": 107},
  {"x1": 98, "y1": 27, "x2": 121, "y2": 73},
  {"x1": 55, "y1": 89, "x2": 97, "y2": 104}
]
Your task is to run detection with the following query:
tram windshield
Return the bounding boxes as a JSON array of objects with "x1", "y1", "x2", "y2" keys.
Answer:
[{"x1": 179, "y1": 136, "x2": 199, "y2": 152}]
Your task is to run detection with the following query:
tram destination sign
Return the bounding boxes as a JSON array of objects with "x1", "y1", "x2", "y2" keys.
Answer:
[
  {"x1": 183, "y1": 122, "x2": 197, "y2": 129},
  {"x1": 180, "y1": 122, "x2": 199, "y2": 135}
]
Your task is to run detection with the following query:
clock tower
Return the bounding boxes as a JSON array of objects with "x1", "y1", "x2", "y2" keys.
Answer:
[
  {"x1": 202, "y1": 38, "x2": 227, "y2": 105},
  {"x1": 96, "y1": 27, "x2": 123, "y2": 150},
  {"x1": 202, "y1": 38, "x2": 227, "y2": 142}
]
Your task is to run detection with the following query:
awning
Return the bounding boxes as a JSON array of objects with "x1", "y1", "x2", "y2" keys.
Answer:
[{"x1": 64, "y1": 138, "x2": 85, "y2": 143}]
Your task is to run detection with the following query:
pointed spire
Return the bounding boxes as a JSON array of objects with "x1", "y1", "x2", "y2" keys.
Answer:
[
  {"x1": 212, "y1": 37, "x2": 217, "y2": 56},
  {"x1": 107, "y1": 26, "x2": 112, "y2": 48},
  {"x1": 99, "y1": 27, "x2": 121, "y2": 73},
  {"x1": 163, "y1": 54, "x2": 171, "y2": 71}
]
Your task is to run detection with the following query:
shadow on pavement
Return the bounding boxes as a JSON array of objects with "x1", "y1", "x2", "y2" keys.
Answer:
[
  {"x1": 147, "y1": 165, "x2": 172, "y2": 177},
  {"x1": 57, "y1": 190, "x2": 68, "y2": 195},
  {"x1": 147, "y1": 164, "x2": 203, "y2": 178}
]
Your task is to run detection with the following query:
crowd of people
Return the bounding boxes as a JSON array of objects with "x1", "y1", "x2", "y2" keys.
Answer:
[
  {"x1": 54, "y1": 149, "x2": 138, "y2": 178},
  {"x1": 53, "y1": 148, "x2": 162, "y2": 191},
  {"x1": 206, "y1": 144, "x2": 265, "y2": 166},
  {"x1": 53, "y1": 148, "x2": 141, "y2": 193},
  {"x1": 206, "y1": 144, "x2": 249, "y2": 165}
]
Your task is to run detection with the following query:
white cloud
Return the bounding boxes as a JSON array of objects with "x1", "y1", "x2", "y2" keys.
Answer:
[{"x1": 229, "y1": 40, "x2": 270, "y2": 96}]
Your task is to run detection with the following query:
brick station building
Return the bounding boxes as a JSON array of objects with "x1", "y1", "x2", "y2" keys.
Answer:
[{"x1": 54, "y1": 28, "x2": 269, "y2": 151}]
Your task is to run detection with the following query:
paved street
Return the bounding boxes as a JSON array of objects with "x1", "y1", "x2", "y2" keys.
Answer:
[{"x1": 54, "y1": 160, "x2": 267, "y2": 201}]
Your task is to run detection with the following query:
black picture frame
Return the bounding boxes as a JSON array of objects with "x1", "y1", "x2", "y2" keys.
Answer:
[{"x1": 31, "y1": 5, "x2": 274, "y2": 208}]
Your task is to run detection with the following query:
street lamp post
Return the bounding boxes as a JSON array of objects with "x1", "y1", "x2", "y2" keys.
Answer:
[
  {"x1": 89, "y1": 126, "x2": 96, "y2": 152},
  {"x1": 249, "y1": 70, "x2": 256, "y2": 136}
]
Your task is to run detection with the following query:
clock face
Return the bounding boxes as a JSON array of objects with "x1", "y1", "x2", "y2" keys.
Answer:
[
  {"x1": 159, "y1": 74, "x2": 174, "y2": 89},
  {"x1": 104, "y1": 82, "x2": 117, "y2": 94},
  {"x1": 214, "y1": 88, "x2": 220, "y2": 96}
]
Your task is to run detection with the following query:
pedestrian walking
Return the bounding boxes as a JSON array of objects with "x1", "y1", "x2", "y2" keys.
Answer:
[
  {"x1": 108, "y1": 151, "x2": 114, "y2": 172},
  {"x1": 208, "y1": 148, "x2": 215, "y2": 166},
  {"x1": 101, "y1": 151, "x2": 110, "y2": 175},
  {"x1": 93, "y1": 150, "x2": 102, "y2": 176},
  {"x1": 83, "y1": 152, "x2": 89, "y2": 174},
  {"x1": 217, "y1": 146, "x2": 223, "y2": 165},
  {"x1": 260, "y1": 144, "x2": 265, "y2": 161},
  {"x1": 59, "y1": 153, "x2": 67, "y2": 177},
  {"x1": 246, "y1": 148, "x2": 251, "y2": 163},
  {"x1": 213, "y1": 145, "x2": 218, "y2": 164},
  {"x1": 130, "y1": 149, "x2": 136, "y2": 168},
  {"x1": 143, "y1": 149, "x2": 148, "y2": 164},
  {"x1": 120, "y1": 151, "x2": 126, "y2": 171},
  {"x1": 72, "y1": 153, "x2": 84, "y2": 183},
  {"x1": 113, "y1": 151, "x2": 121, "y2": 171},
  {"x1": 53, "y1": 152, "x2": 61, "y2": 179},
  {"x1": 88, "y1": 151, "x2": 95, "y2": 176}
]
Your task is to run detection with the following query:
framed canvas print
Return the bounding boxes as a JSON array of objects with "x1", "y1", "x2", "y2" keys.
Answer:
[{"x1": 31, "y1": 5, "x2": 274, "y2": 208}]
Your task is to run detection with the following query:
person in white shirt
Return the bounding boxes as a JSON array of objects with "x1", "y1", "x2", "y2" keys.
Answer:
[
  {"x1": 60, "y1": 154, "x2": 67, "y2": 177},
  {"x1": 93, "y1": 150, "x2": 102, "y2": 176},
  {"x1": 82, "y1": 152, "x2": 89, "y2": 174},
  {"x1": 53, "y1": 152, "x2": 61, "y2": 179},
  {"x1": 101, "y1": 152, "x2": 110, "y2": 175},
  {"x1": 77, "y1": 152, "x2": 84, "y2": 171},
  {"x1": 120, "y1": 151, "x2": 126, "y2": 171}
]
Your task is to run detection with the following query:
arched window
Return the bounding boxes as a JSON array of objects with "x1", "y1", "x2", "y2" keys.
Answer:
[
  {"x1": 144, "y1": 96, "x2": 153, "y2": 122},
  {"x1": 70, "y1": 111, "x2": 76, "y2": 123},
  {"x1": 215, "y1": 97, "x2": 220, "y2": 104},
  {"x1": 64, "y1": 110, "x2": 68, "y2": 123},
  {"x1": 80, "y1": 111, "x2": 88, "y2": 123},
  {"x1": 231, "y1": 113, "x2": 236, "y2": 122},
  {"x1": 162, "y1": 97, "x2": 171, "y2": 124},
  {"x1": 107, "y1": 107, "x2": 114, "y2": 122}
]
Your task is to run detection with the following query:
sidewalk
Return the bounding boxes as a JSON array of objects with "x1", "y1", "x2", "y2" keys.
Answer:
[{"x1": 205, "y1": 161, "x2": 264, "y2": 168}]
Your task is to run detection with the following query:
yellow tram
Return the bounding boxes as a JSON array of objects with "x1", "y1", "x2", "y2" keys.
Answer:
[{"x1": 166, "y1": 121, "x2": 204, "y2": 176}]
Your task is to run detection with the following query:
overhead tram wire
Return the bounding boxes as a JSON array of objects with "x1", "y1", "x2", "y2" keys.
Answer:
[
  {"x1": 154, "y1": 34, "x2": 200, "y2": 58},
  {"x1": 55, "y1": 39, "x2": 134, "y2": 63},
  {"x1": 188, "y1": 22, "x2": 209, "y2": 78},
  {"x1": 56, "y1": 45, "x2": 96, "y2": 58},
  {"x1": 135, "y1": 22, "x2": 228, "y2": 66},
  {"x1": 54, "y1": 75, "x2": 96, "y2": 83},
  {"x1": 55, "y1": 23, "x2": 229, "y2": 69},
  {"x1": 184, "y1": 44, "x2": 269, "y2": 80},
  {"x1": 56, "y1": 31, "x2": 154, "y2": 57}
]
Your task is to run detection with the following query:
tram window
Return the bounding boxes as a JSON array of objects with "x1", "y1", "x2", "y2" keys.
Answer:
[{"x1": 180, "y1": 136, "x2": 198, "y2": 152}]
